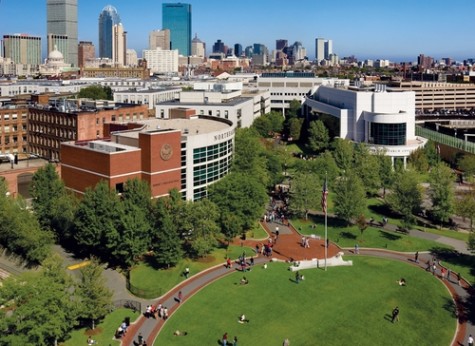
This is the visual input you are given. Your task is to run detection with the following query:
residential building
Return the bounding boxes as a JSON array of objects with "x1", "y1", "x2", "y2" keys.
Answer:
[
  {"x1": 60, "y1": 114, "x2": 235, "y2": 201},
  {"x1": 303, "y1": 84, "x2": 427, "y2": 165},
  {"x1": 162, "y1": 3, "x2": 192, "y2": 56},
  {"x1": 47, "y1": 0, "x2": 78, "y2": 66},
  {"x1": 315, "y1": 38, "x2": 332, "y2": 62},
  {"x1": 149, "y1": 29, "x2": 170, "y2": 50},
  {"x1": 98, "y1": 5, "x2": 121, "y2": 59},
  {"x1": 112, "y1": 23, "x2": 127, "y2": 67},
  {"x1": 28, "y1": 99, "x2": 149, "y2": 161},
  {"x1": 80, "y1": 63, "x2": 150, "y2": 79},
  {"x1": 0, "y1": 104, "x2": 28, "y2": 155},
  {"x1": 2, "y1": 34, "x2": 41, "y2": 66},
  {"x1": 78, "y1": 41, "x2": 95, "y2": 68},
  {"x1": 142, "y1": 48, "x2": 178, "y2": 74},
  {"x1": 126, "y1": 49, "x2": 138, "y2": 67}
]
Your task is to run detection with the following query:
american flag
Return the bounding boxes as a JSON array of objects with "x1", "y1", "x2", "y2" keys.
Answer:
[{"x1": 321, "y1": 178, "x2": 328, "y2": 214}]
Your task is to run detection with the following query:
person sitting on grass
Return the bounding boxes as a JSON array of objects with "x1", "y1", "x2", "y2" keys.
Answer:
[
  {"x1": 398, "y1": 278, "x2": 406, "y2": 286},
  {"x1": 238, "y1": 313, "x2": 249, "y2": 323},
  {"x1": 240, "y1": 276, "x2": 249, "y2": 285},
  {"x1": 174, "y1": 330, "x2": 188, "y2": 336}
]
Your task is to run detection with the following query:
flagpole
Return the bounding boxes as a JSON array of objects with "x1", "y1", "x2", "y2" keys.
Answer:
[{"x1": 324, "y1": 172, "x2": 328, "y2": 271}]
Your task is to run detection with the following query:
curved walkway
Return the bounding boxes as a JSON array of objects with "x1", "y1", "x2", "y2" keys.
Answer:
[{"x1": 121, "y1": 221, "x2": 474, "y2": 346}]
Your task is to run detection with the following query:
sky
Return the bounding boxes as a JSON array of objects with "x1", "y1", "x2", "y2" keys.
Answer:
[{"x1": 0, "y1": 0, "x2": 474, "y2": 62}]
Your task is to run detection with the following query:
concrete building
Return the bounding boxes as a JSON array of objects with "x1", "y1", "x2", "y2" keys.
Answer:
[
  {"x1": 257, "y1": 72, "x2": 349, "y2": 114},
  {"x1": 2, "y1": 34, "x2": 41, "y2": 66},
  {"x1": 47, "y1": 0, "x2": 78, "y2": 66},
  {"x1": 112, "y1": 24, "x2": 127, "y2": 67},
  {"x1": 47, "y1": 34, "x2": 68, "y2": 59},
  {"x1": 142, "y1": 48, "x2": 179, "y2": 75},
  {"x1": 78, "y1": 41, "x2": 95, "y2": 68},
  {"x1": 60, "y1": 113, "x2": 235, "y2": 200},
  {"x1": 155, "y1": 81, "x2": 270, "y2": 128},
  {"x1": 28, "y1": 99, "x2": 149, "y2": 161},
  {"x1": 303, "y1": 84, "x2": 427, "y2": 165},
  {"x1": 126, "y1": 49, "x2": 138, "y2": 67},
  {"x1": 315, "y1": 38, "x2": 332, "y2": 63},
  {"x1": 149, "y1": 29, "x2": 170, "y2": 50},
  {"x1": 39, "y1": 47, "x2": 78, "y2": 77},
  {"x1": 387, "y1": 81, "x2": 475, "y2": 112}
]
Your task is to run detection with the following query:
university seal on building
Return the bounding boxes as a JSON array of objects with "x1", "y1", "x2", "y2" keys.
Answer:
[{"x1": 160, "y1": 143, "x2": 173, "y2": 161}]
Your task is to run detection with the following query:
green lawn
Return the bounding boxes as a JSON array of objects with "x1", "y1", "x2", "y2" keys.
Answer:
[
  {"x1": 246, "y1": 221, "x2": 268, "y2": 240},
  {"x1": 291, "y1": 216, "x2": 452, "y2": 252},
  {"x1": 155, "y1": 258, "x2": 455, "y2": 345},
  {"x1": 61, "y1": 308, "x2": 139, "y2": 346},
  {"x1": 129, "y1": 245, "x2": 254, "y2": 298}
]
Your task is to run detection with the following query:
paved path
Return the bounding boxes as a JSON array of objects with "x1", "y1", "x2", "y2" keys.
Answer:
[{"x1": 120, "y1": 221, "x2": 474, "y2": 346}]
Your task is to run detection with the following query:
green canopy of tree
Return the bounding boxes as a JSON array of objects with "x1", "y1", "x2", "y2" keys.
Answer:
[
  {"x1": 0, "y1": 180, "x2": 53, "y2": 263},
  {"x1": 353, "y1": 143, "x2": 381, "y2": 195},
  {"x1": 153, "y1": 201, "x2": 184, "y2": 268},
  {"x1": 333, "y1": 172, "x2": 366, "y2": 224},
  {"x1": 209, "y1": 173, "x2": 267, "y2": 230},
  {"x1": 409, "y1": 147, "x2": 429, "y2": 173},
  {"x1": 286, "y1": 99, "x2": 301, "y2": 118},
  {"x1": 0, "y1": 254, "x2": 77, "y2": 345},
  {"x1": 287, "y1": 117, "x2": 304, "y2": 141},
  {"x1": 307, "y1": 120, "x2": 329, "y2": 153},
  {"x1": 428, "y1": 162, "x2": 455, "y2": 224},
  {"x1": 332, "y1": 138, "x2": 354, "y2": 172},
  {"x1": 456, "y1": 186, "x2": 475, "y2": 232},
  {"x1": 387, "y1": 170, "x2": 423, "y2": 225},
  {"x1": 75, "y1": 258, "x2": 113, "y2": 330},
  {"x1": 458, "y1": 153, "x2": 475, "y2": 177},
  {"x1": 289, "y1": 172, "x2": 321, "y2": 220},
  {"x1": 77, "y1": 85, "x2": 113, "y2": 100}
]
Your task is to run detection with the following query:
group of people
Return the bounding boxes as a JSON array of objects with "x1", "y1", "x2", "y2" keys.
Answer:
[
  {"x1": 222, "y1": 332, "x2": 238, "y2": 346},
  {"x1": 144, "y1": 304, "x2": 168, "y2": 320},
  {"x1": 301, "y1": 236, "x2": 310, "y2": 248}
]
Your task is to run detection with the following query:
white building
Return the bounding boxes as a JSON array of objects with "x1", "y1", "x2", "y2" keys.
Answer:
[
  {"x1": 256, "y1": 72, "x2": 349, "y2": 114},
  {"x1": 303, "y1": 84, "x2": 427, "y2": 165},
  {"x1": 142, "y1": 47, "x2": 179, "y2": 74},
  {"x1": 126, "y1": 49, "x2": 138, "y2": 67},
  {"x1": 112, "y1": 23, "x2": 126, "y2": 67},
  {"x1": 149, "y1": 29, "x2": 170, "y2": 50},
  {"x1": 114, "y1": 87, "x2": 181, "y2": 110},
  {"x1": 155, "y1": 81, "x2": 270, "y2": 128}
]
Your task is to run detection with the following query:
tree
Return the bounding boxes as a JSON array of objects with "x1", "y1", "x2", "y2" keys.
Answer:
[
  {"x1": 353, "y1": 143, "x2": 381, "y2": 195},
  {"x1": 30, "y1": 163, "x2": 67, "y2": 231},
  {"x1": 186, "y1": 199, "x2": 220, "y2": 257},
  {"x1": 455, "y1": 186, "x2": 475, "y2": 231},
  {"x1": 220, "y1": 211, "x2": 243, "y2": 246},
  {"x1": 78, "y1": 85, "x2": 113, "y2": 100},
  {"x1": 387, "y1": 170, "x2": 423, "y2": 226},
  {"x1": 0, "y1": 180, "x2": 53, "y2": 263},
  {"x1": 428, "y1": 162, "x2": 455, "y2": 224},
  {"x1": 267, "y1": 111, "x2": 284, "y2": 134},
  {"x1": 409, "y1": 147, "x2": 429, "y2": 173},
  {"x1": 252, "y1": 115, "x2": 273, "y2": 137},
  {"x1": 333, "y1": 172, "x2": 366, "y2": 224},
  {"x1": 75, "y1": 258, "x2": 113, "y2": 330},
  {"x1": 458, "y1": 154, "x2": 475, "y2": 177},
  {"x1": 0, "y1": 254, "x2": 77, "y2": 345},
  {"x1": 286, "y1": 99, "x2": 301, "y2": 119},
  {"x1": 307, "y1": 120, "x2": 329, "y2": 153},
  {"x1": 376, "y1": 150, "x2": 395, "y2": 198},
  {"x1": 356, "y1": 214, "x2": 368, "y2": 238},
  {"x1": 152, "y1": 198, "x2": 183, "y2": 268},
  {"x1": 73, "y1": 181, "x2": 121, "y2": 258},
  {"x1": 287, "y1": 117, "x2": 304, "y2": 141},
  {"x1": 332, "y1": 138, "x2": 354, "y2": 172},
  {"x1": 289, "y1": 172, "x2": 321, "y2": 220},
  {"x1": 209, "y1": 173, "x2": 267, "y2": 230}
]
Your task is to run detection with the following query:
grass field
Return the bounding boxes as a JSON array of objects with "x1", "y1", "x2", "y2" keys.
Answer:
[
  {"x1": 129, "y1": 245, "x2": 255, "y2": 298},
  {"x1": 155, "y1": 258, "x2": 456, "y2": 346},
  {"x1": 61, "y1": 308, "x2": 139, "y2": 346}
]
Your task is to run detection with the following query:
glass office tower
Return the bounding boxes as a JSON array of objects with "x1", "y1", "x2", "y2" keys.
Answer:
[
  {"x1": 162, "y1": 3, "x2": 191, "y2": 56},
  {"x1": 98, "y1": 5, "x2": 121, "y2": 59},
  {"x1": 46, "y1": 0, "x2": 78, "y2": 66}
]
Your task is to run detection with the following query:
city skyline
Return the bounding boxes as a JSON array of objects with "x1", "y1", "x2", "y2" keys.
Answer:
[{"x1": 1, "y1": 0, "x2": 474, "y2": 62}]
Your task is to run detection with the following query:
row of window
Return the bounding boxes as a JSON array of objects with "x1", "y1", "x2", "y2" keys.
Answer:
[
  {"x1": 0, "y1": 135, "x2": 26, "y2": 145},
  {"x1": 193, "y1": 157, "x2": 230, "y2": 186},
  {"x1": 0, "y1": 112, "x2": 27, "y2": 120},
  {"x1": 30, "y1": 113, "x2": 77, "y2": 127},
  {"x1": 29, "y1": 126, "x2": 76, "y2": 139},
  {"x1": 3, "y1": 125, "x2": 27, "y2": 132},
  {"x1": 193, "y1": 140, "x2": 232, "y2": 164}
]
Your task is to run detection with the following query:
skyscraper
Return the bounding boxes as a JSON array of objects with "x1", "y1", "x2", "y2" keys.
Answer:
[
  {"x1": 315, "y1": 37, "x2": 332, "y2": 62},
  {"x1": 192, "y1": 34, "x2": 205, "y2": 57},
  {"x1": 78, "y1": 41, "x2": 95, "y2": 68},
  {"x1": 47, "y1": 0, "x2": 78, "y2": 66},
  {"x1": 112, "y1": 23, "x2": 127, "y2": 67},
  {"x1": 234, "y1": 43, "x2": 243, "y2": 57},
  {"x1": 162, "y1": 3, "x2": 192, "y2": 56},
  {"x1": 98, "y1": 5, "x2": 121, "y2": 59},
  {"x1": 149, "y1": 29, "x2": 170, "y2": 50}
]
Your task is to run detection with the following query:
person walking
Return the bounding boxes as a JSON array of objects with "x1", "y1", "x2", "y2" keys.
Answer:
[
  {"x1": 391, "y1": 306, "x2": 400, "y2": 323},
  {"x1": 295, "y1": 271, "x2": 301, "y2": 284},
  {"x1": 184, "y1": 267, "x2": 190, "y2": 278},
  {"x1": 414, "y1": 251, "x2": 419, "y2": 263},
  {"x1": 233, "y1": 336, "x2": 238, "y2": 346},
  {"x1": 222, "y1": 332, "x2": 228, "y2": 346},
  {"x1": 457, "y1": 272, "x2": 462, "y2": 286},
  {"x1": 283, "y1": 338, "x2": 290, "y2": 346},
  {"x1": 468, "y1": 334, "x2": 473, "y2": 346}
]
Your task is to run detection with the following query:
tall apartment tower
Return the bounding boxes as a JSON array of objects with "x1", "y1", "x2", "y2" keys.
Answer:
[
  {"x1": 112, "y1": 24, "x2": 127, "y2": 67},
  {"x1": 234, "y1": 43, "x2": 243, "y2": 57},
  {"x1": 98, "y1": 5, "x2": 121, "y2": 59},
  {"x1": 47, "y1": 0, "x2": 78, "y2": 66},
  {"x1": 149, "y1": 29, "x2": 170, "y2": 50},
  {"x1": 315, "y1": 38, "x2": 332, "y2": 62},
  {"x1": 324, "y1": 40, "x2": 333, "y2": 60},
  {"x1": 47, "y1": 34, "x2": 68, "y2": 59},
  {"x1": 78, "y1": 41, "x2": 95, "y2": 68},
  {"x1": 162, "y1": 3, "x2": 192, "y2": 56},
  {"x1": 2, "y1": 34, "x2": 42, "y2": 65}
]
